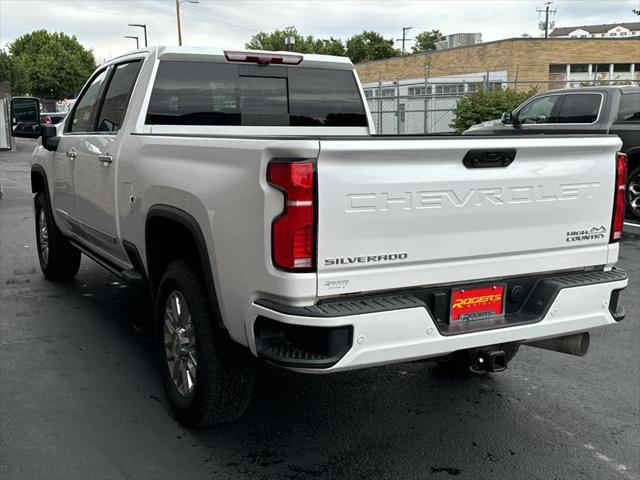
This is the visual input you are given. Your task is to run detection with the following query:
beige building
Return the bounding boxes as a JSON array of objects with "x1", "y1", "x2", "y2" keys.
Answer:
[
  {"x1": 355, "y1": 38, "x2": 639, "y2": 135},
  {"x1": 356, "y1": 37, "x2": 640, "y2": 91}
]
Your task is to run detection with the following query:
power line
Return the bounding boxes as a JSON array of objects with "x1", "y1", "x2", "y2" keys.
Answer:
[{"x1": 181, "y1": 9, "x2": 259, "y2": 33}]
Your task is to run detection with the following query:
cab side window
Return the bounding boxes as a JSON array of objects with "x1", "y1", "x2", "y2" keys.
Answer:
[
  {"x1": 516, "y1": 95, "x2": 559, "y2": 124},
  {"x1": 68, "y1": 69, "x2": 109, "y2": 133},
  {"x1": 556, "y1": 94, "x2": 602, "y2": 123},
  {"x1": 617, "y1": 93, "x2": 640, "y2": 122},
  {"x1": 96, "y1": 61, "x2": 142, "y2": 132}
]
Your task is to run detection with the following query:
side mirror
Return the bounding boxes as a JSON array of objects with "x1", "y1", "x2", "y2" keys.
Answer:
[
  {"x1": 10, "y1": 97, "x2": 41, "y2": 139},
  {"x1": 501, "y1": 112, "x2": 514, "y2": 125},
  {"x1": 41, "y1": 124, "x2": 60, "y2": 152}
]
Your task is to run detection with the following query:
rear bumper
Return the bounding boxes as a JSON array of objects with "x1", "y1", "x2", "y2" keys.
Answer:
[{"x1": 247, "y1": 269, "x2": 628, "y2": 373}]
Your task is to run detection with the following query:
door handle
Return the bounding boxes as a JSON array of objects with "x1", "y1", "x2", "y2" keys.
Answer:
[
  {"x1": 463, "y1": 149, "x2": 516, "y2": 168},
  {"x1": 65, "y1": 150, "x2": 77, "y2": 159},
  {"x1": 97, "y1": 154, "x2": 113, "y2": 164}
]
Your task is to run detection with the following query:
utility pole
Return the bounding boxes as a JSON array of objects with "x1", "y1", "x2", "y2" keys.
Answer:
[
  {"x1": 128, "y1": 24, "x2": 147, "y2": 47},
  {"x1": 537, "y1": 2, "x2": 557, "y2": 38},
  {"x1": 544, "y1": 3, "x2": 551, "y2": 38},
  {"x1": 284, "y1": 26, "x2": 296, "y2": 51},
  {"x1": 396, "y1": 26, "x2": 413, "y2": 55}
]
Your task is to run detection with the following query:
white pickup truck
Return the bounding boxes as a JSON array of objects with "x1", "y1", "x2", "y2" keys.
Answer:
[{"x1": 11, "y1": 47, "x2": 628, "y2": 427}]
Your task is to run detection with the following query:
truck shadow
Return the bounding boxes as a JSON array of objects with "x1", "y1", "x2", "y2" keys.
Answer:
[
  {"x1": 87, "y1": 268, "x2": 524, "y2": 479},
  {"x1": 190, "y1": 361, "x2": 521, "y2": 479}
]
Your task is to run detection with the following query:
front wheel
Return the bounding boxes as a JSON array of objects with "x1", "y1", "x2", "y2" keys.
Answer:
[
  {"x1": 155, "y1": 260, "x2": 255, "y2": 427},
  {"x1": 34, "y1": 193, "x2": 81, "y2": 281},
  {"x1": 626, "y1": 166, "x2": 640, "y2": 221}
]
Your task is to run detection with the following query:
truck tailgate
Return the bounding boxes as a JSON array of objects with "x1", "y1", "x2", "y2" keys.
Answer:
[{"x1": 316, "y1": 136, "x2": 621, "y2": 297}]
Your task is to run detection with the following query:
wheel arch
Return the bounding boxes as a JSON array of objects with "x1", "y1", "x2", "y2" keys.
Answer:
[
  {"x1": 625, "y1": 147, "x2": 640, "y2": 170},
  {"x1": 31, "y1": 164, "x2": 49, "y2": 196},
  {"x1": 145, "y1": 205, "x2": 224, "y2": 329}
]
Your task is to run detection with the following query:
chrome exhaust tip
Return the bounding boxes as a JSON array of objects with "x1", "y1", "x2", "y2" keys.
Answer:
[{"x1": 526, "y1": 332, "x2": 590, "y2": 357}]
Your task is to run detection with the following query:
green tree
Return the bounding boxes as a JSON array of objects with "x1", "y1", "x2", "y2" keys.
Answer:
[
  {"x1": 312, "y1": 37, "x2": 346, "y2": 56},
  {"x1": 412, "y1": 29, "x2": 442, "y2": 53},
  {"x1": 245, "y1": 28, "x2": 398, "y2": 63},
  {"x1": 345, "y1": 31, "x2": 399, "y2": 64},
  {"x1": 450, "y1": 87, "x2": 538, "y2": 132},
  {"x1": 246, "y1": 28, "x2": 346, "y2": 56},
  {"x1": 8, "y1": 30, "x2": 96, "y2": 98},
  {"x1": 246, "y1": 27, "x2": 313, "y2": 53},
  {"x1": 0, "y1": 49, "x2": 12, "y2": 83}
]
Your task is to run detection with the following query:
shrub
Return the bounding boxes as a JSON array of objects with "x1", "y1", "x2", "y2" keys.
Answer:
[{"x1": 450, "y1": 87, "x2": 538, "y2": 133}]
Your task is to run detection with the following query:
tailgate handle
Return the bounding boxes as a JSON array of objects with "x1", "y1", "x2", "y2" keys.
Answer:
[{"x1": 463, "y1": 149, "x2": 516, "y2": 168}]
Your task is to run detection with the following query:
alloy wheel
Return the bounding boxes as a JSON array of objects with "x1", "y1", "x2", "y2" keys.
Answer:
[
  {"x1": 38, "y1": 209, "x2": 49, "y2": 266},
  {"x1": 163, "y1": 291, "x2": 197, "y2": 397},
  {"x1": 628, "y1": 170, "x2": 640, "y2": 218}
]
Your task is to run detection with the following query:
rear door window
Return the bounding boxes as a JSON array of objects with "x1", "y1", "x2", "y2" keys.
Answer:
[
  {"x1": 556, "y1": 94, "x2": 602, "y2": 123},
  {"x1": 616, "y1": 93, "x2": 640, "y2": 122},
  {"x1": 145, "y1": 61, "x2": 367, "y2": 127}
]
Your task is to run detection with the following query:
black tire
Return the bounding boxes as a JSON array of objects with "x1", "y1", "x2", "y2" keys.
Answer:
[
  {"x1": 435, "y1": 343, "x2": 520, "y2": 375},
  {"x1": 34, "y1": 192, "x2": 81, "y2": 281},
  {"x1": 626, "y1": 165, "x2": 640, "y2": 221},
  {"x1": 155, "y1": 260, "x2": 255, "y2": 427}
]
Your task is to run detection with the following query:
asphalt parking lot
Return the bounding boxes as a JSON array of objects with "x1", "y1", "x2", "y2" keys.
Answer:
[{"x1": 1, "y1": 139, "x2": 639, "y2": 480}]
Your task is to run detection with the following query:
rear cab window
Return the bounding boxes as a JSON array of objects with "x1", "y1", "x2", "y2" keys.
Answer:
[{"x1": 145, "y1": 61, "x2": 367, "y2": 127}]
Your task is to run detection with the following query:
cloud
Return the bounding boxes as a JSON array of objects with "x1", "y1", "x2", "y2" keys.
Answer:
[{"x1": 1, "y1": 0, "x2": 637, "y2": 60}]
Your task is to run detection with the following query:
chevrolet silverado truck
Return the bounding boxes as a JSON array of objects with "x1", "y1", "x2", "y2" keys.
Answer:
[
  {"x1": 10, "y1": 47, "x2": 629, "y2": 427},
  {"x1": 464, "y1": 86, "x2": 640, "y2": 219}
]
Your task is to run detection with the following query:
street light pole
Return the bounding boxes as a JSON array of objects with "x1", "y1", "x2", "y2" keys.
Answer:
[
  {"x1": 176, "y1": 0, "x2": 199, "y2": 46},
  {"x1": 176, "y1": 0, "x2": 182, "y2": 46},
  {"x1": 128, "y1": 24, "x2": 147, "y2": 47},
  {"x1": 124, "y1": 35, "x2": 139, "y2": 49}
]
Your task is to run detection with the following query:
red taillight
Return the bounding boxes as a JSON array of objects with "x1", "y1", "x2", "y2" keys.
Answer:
[
  {"x1": 224, "y1": 50, "x2": 302, "y2": 65},
  {"x1": 611, "y1": 152, "x2": 627, "y2": 242},
  {"x1": 268, "y1": 161, "x2": 315, "y2": 271}
]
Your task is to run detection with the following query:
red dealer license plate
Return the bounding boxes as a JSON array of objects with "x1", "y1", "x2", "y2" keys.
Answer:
[{"x1": 450, "y1": 285, "x2": 505, "y2": 323}]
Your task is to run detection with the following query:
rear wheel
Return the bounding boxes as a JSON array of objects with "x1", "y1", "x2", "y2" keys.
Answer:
[
  {"x1": 626, "y1": 165, "x2": 640, "y2": 221},
  {"x1": 155, "y1": 260, "x2": 255, "y2": 427},
  {"x1": 435, "y1": 343, "x2": 520, "y2": 375},
  {"x1": 34, "y1": 192, "x2": 81, "y2": 281}
]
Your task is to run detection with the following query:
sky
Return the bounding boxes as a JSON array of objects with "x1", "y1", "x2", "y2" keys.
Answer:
[{"x1": 1, "y1": 0, "x2": 638, "y2": 61}]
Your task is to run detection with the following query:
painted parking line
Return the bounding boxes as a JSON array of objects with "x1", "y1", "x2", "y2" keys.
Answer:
[{"x1": 624, "y1": 221, "x2": 640, "y2": 229}]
